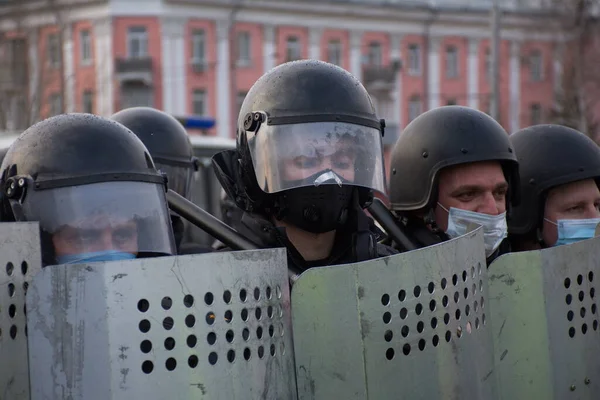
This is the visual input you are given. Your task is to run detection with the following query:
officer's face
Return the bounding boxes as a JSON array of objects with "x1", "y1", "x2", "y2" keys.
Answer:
[
  {"x1": 52, "y1": 217, "x2": 139, "y2": 258},
  {"x1": 542, "y1": 178, "x2": 600, "y2": 246},
  {"x1": 435, "y1": 161, "x2": 508, "y2": 231},
  {"x1": 282, "y1": 144, "x2": 356, "y2": 182}
]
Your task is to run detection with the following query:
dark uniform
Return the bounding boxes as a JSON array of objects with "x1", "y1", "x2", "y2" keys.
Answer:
[
  {"x1": 508, "y1": 124, "x2": 600, "y2": 249},
  {"x1": 212, "y1": 60, "x2": 396, "y2": 272},
  {"x1": 0, "y1": 113, "x2": 176, "y2": 265},
  {"x1": 110, "y1": 107, "x2": 212, "y2": 255},
  {"x1": 387, "y1": 106, "x2": 520, "y2": 263}
]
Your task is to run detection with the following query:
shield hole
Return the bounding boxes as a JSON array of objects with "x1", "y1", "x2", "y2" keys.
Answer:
[
  {"x1": 454, "y1": 292, "x2": 460, "y2": 303},
  {"x1": 475, "y1": 317, "x2": 480, "y2": 329},
  {"x1": 413, "y1": 285, "x2": 421, "y2": 298},
  {"x1": 432, "y1": 335, "x2": 439, "y2": 347},
  {"x1": 577, "y1": 274, "x2": 583, "y2": 285},
  {"x1": 589, "y1": 272, "x2": 594, "y2": 282},
  {"x1": 566, "y1": 294, "x2": 572, "y2": 305},
  {"x1": 386, "y1": 348, "x2": 395, "y2": 360},
  {"x1": 472, "y1": 283, "x2": 477, "y2": 295},
  {"x1": 431, "y1": 317, "x2": 438, "y2": 329},
  {"x1": 462, "y1": 270, "x2": 467, "y2": 282},
  {"x1": 227, "y1": 349, "x2": 236, "y2": 363},
  {"x1": 8, "y1": 283, "x2": 15, "y2": 297},
  {"x1": 428, "y1": 282, "x2": 435, "y2": 294},
  {"x1": 258, "y1": 346, "x2": 265, "y2": 358},
  {"x1": 183, "y1": 295, "x2": 194, "y2": 308},
  {"x1": 204, "y1": 292, "x2": 214, "y2": 306},
  {"x1": 479, "y1": 279, "x2": 483, "y2": 292},
  {"x1": 223, "y1": 290, "x2": 232, "y2": 304},
  {"x1": 415, "y1": 303, "x2": 423, "y2": 316},
  {"x1": 465, "y1": 304, "x2": 470, "y2": 316},
  {"x1": 6, "y1": 262, "x2": 14, "y2": 276},
  {"x1": 402, "y1": 343, "x2": 411, "y2": 355},
  {"x1": 163, "y1": 317, "x2": 174, "y2": 330},
  {"x1": 187, "y1": 334, "x2": 197, "y2": 348},
  {"x1": 474, "y1": 301, "x2": 479, "y2": 313},
  {"x1": 442, "y1": 296, "x2": 449, "y2": 308},
  {"x1": 185, "y1": 314, "x2": 196, "y2": 328},
  {"x1": 443, "y1": 313, "x2": 450, "y2": 325},
  {"x1": 593, "y1": 320, "x2": 598, "y2": 331},
  {"x1": 276, "y1": 285, "x2": 282, "y2": 299},
  {"x1": 240, "y1": 288, "x2": 247, "y2": 302},
  {"x1": 398, "y1": 289, "x2": 406, "y2": 302},
  {"x1": 140, "y1": 340, "x2": 152, "y2": 353},
  {"x1": 567, "y1": 310, "x2": 574, "y2": 321},
  {"x1": 482, "y1": 313, "x2": 486, "y2": 325},
  {"x1": 384, "y1": 330, "x2": 393, "y2": 342},
  {"x1": 10, "y1": 325, "x2": 17, "y2": 339},
  {"x1": 564, "y1": 277, "x2": 571, "y2": 289},
  {"x1": 208, "y1": 352, "x2": 218, "y2": 365},
  {"x1": 452, "y1": 274, "x2": 458, "y2": 286},
  {"x1": 225, "y1": 310, "x2": 233, "y2": 323},
  {"x1": 226, "y1": 329, "x2": 234, "y2": 343},
  {"x1": 417, "y1": 321, "x2": 424, "y2": 333},
  {"x1": 23, "y1": 282, "x2": 28, "y2": 293},
  {"x1": 8, "y1": 304, "x2": 16, "y2": 318},
  {"x1": 579, "y1": 291, "x2": 585, "y2": 302},
  {"x1": 137, "y1": 299, "x2": 149, "y2": 312},
  {"x1": 401, "y1": 325, "x2": 409, "y2": 338},
  {"x1": 471, "y1": 266, "x2": 476, "y2": 278},
  {"x1": 141, "y1": 360, "x2": 154, "y2": 374},
  {"x1": 257, "y1": 326, "x2": 263, "y2": 339},
  {"x1": 455, "y1": 309, "x2": 461, "y2": 321},
  {"x1": 161, "y1": 296, "x2": 173, "y2": 310},
  {"x1": 21, "y1": 261, "x2": 28, "y2": 275},
  {"x1": 478, "y1": 262, "x2": 482, "y2": 275},
  {"x1": 582, "y1": 323, "x2": 588, "y2": 334},
  {"x1": 207, "y1": 332, "x2": 217, "y2": 345},
  {"x1": 270, "y1": 344, "x2": 276, "y2": 357},
  {"x1": 441, "y1": 278, "x2": 447, "y2": 290},
  {"x1": 242, "y1": 328, "x2": 250, "y2": 341},
  {"x1": 429, "y1": 299, "x2": 436, "y2": 312},
  {"x1": 255, "y1": 307, "x2": 262, "y2": 320},
  {"x1": 445, "y1": 331, "x2": 451, "y2": 342},
  {"x1": 481, "y1": 297, "x2": 485, "y2": 309},
  {"x1": 139, "y1": 319, "x2": 151, "y2": 333},
  {"x1": 254, "y1": 287, "x2": 261, "y2": 301},
  {"x1": 463, "y1": 287, "x2": 469, "y2": 299},
  {"x1": 241, "y1": 308, "x2": 249, "y2": 322},
  {"x1": 188, "y1": 355, "x2": 199, "y2": 368},
  {"x1": 591, "y1": 288, "x2": 596, "y2": 299},
  {"x1": 164, "y1": 337, "x2": 175, "y2": 351},
  {"x1": 593, "y1": 304, "x2": 597, "y2": 314},
  {"x1": 280, "y1": 342, "x2": 286, "y2": 355},
  {"x1": 244, "y1": 347, "x2": 252, "y2": 360},
  {"x1": 383, "y1": 311, "x2": 392, "y2": 324},
  {"x1": 418, "y1": 339, "x2": 426, "y2": 351},
  {"x1": 381, "y1": 293, "x2": 390, "y2": 306},
  {"x1": 269, "y1": 324, "x2": 275, "y2": 337},
  {"x1": 581, "y1": 307, "x2": 586, "y2": 318},
  {"x1": 569, "y1": 327, "x2": 576, "y2": 338},
  {"x1": 400, "y1": 308, "x2": 408, "y2": 319},
  {"x1": 267, "y1": 306, "x2": 273, "y2": 318},
  {"x1": 266, "y1": 286, "x2": 272, "y2": 299}
]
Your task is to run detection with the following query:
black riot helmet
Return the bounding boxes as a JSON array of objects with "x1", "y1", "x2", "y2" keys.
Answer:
[
  {"x1": 389, "y1": 106, "x2": 520, "y2": 212},
  {"x1": 508, "y1": 124, "x2": 600, "y2": 236},
  {"x1": 212, "y1": 60, "x2": 387, "y2": 233},
  {"x1": 110, "y1": 107, "x2": 199, "y2": 199},
  {"x1": 0, "y1": 113, "x2": 176, "y2": 265}
]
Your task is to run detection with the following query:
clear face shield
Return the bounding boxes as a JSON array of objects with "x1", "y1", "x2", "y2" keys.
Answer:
[
  {"x1": 17, "y1": 181, "x2": 176, "y2": 265},
  {"x1": 155, "y1": 162, "x2": 195, "y2": 200},
  {"x1": 247, "y1": 121, "x2": 386, "y2": 195}
]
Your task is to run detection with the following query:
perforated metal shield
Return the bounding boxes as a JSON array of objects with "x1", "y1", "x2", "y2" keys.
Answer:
[
  {"x1": 26, "y1": 249, "x2": 297, "y2": 399},
  {"x1": 291, "y1": 228, "x2": 493, "y2": 399},
  {"x1": 488, "y1": 237, "x2": 600, "y2": 399},
  {"x1": 0, "y1": 222, "x2": 42, "y2": 400}
]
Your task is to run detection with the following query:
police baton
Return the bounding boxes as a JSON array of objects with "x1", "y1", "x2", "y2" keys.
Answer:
[
  {"x1": 367, "y1": 198, "x2": 418, "y2": 251},
  {"x1": 166, "y1": 190, "x2": 301, "y2": 284}
]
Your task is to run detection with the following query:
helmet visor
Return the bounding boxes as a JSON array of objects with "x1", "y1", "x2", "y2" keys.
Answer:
[
  {"x1": 156, "y1": 162, "x2": 194, "y2": 199},
  {"x1": 19, "y1": 181, "x2": 176, "y2": 262},
  {"x1": 248, "y1": 121, "x2": 386, "y2": 194}
]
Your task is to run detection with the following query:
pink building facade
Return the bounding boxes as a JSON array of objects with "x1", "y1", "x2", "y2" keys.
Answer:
[{"x1": 0, "y1": 0, "x2": 562, "y2": 150}]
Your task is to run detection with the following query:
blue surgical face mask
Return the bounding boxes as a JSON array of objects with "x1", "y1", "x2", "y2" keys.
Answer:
[
  {"x1": 438, "y1": 203, "x2": 508, "y2": 258},
  {"x1": 56, "y1": 250, "x2": 136, "y2": 265},
  {"x1": 545, "y1": 218, "x2": 600, "y2": 246}
]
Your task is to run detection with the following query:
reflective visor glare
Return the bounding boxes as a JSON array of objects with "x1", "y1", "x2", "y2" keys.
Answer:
[
  {"x1": 20, "y1": 181, "x2": 176, "y2": 257},
  {"x1": 247, "y1": 121, "x2": 386, "y2": 194}
]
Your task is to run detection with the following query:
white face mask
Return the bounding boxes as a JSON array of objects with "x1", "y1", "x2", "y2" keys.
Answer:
[{"x1": 438, "y1": 203, "x2": 508, "y2": 258}]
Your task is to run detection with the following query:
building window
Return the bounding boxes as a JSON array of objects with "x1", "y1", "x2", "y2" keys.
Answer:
[
  {"x1": 446, "y1": 98, "x2": 457, "y2": 106},
  {"x1": 408, "y1": 44, "x2": 421, "y2": 75},
  {"x1": 530, "y1": 103, "x2": 542, "y2": 125},
  {"x1": 192, "y1": 89, "x2": 207, "y2": 116},
  {"x1": 485, "y1": 48, "x2": 491, "y2": 80},
  {"x1": 236, "y1": 31, "x2": 251, "y2": 66},
  {"x1": 47, "y1": 33, "x2": 61, "y2": 68},
  {"x1": 408, "y1": 95, "x2": 422, "y2": 122},
  {"x1": 445, "y1": 45, "x2": 458, "y2": 78},
  {"x1": 49, "y1": 93, "x2": 63, "y2": 116},
  {"x1": 530, "y1": 50, "x2": 543, "y2": 82},
  {"x1": 127, "y1": 26, "x2": 148, "y2": 59},
  {"x1": 367, "y1": 41, "x2": 382, "y2": 66},
  {"x1": 286, "y1": 36, "x2": 301, "y2": 62},
  {"x1": 80, "y1": 29, "x2": 92, "y2": 65},
  {"x1": 82, "y1": 90, "x2": 94, "y2": 113},
  {"x1": 236, "y1": 91, "x2": 247, "y2": 116},
  {"x1": 327, "y1": 39, "x2": 342, "y2": 66}
]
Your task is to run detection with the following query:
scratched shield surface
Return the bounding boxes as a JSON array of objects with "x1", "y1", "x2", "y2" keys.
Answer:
[
  {"x1": 291, "y1": 227, "x2": 494, "y2": 399},
  {"x1": 488, "y1": 237, "x2": 600, "y2": 400},
  {"x1": 26, "y1": 249, "x2": 297, "y2": 400},
  {"x1": 0, "y1": 223, "x2": 42, "y2": 400}
]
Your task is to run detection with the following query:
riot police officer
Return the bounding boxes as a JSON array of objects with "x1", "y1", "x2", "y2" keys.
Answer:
[
  {"x1": 110, "y1": 107, "x2": 211, "y2": 254},
  {"x1": 508, "y1": 124, "x2": 600, "y2": 250},
  {"x1": 212, "y1": 60, "x2": 396, "y2": 271},
  {"x1": 387, "y1": 106, "x2": 520, "y2": 261},
  {"x1": 0, "y1": 113, "x2": 176, "y2": 266}
]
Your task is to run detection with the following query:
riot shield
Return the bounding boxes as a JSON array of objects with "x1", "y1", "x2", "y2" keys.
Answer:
[
  {"x1": 26, "y1": 249, "x2": 297, "y2": 399},
  {"x1": 488, "y1": 237, "x2": 600, "y2": 399},
  {"x1": 0, "y1": 222, "x2": 42, "y2": 400},
  {"x1": 291, "y1": 227, "x2": 493, "y2": 399}
]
